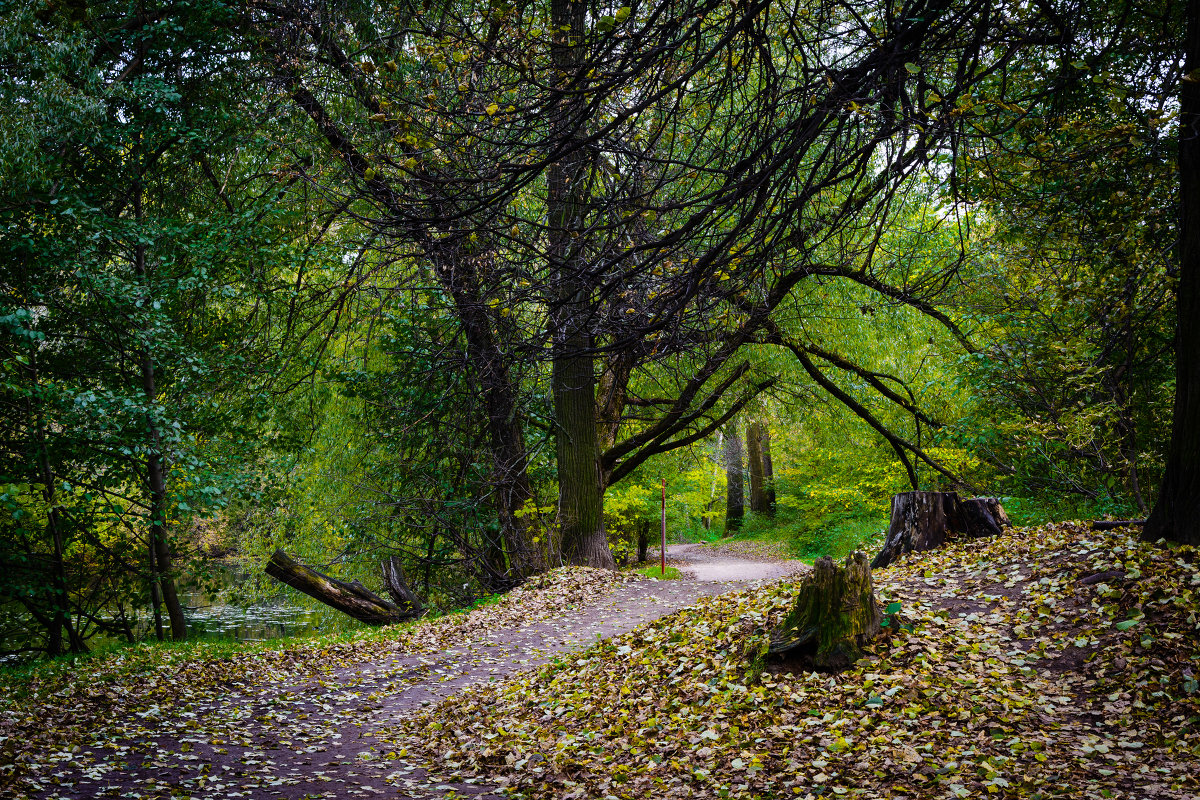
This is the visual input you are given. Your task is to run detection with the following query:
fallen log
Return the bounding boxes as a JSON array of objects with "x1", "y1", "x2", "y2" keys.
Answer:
[
  {"x1": 767, "y1": 551, "x2": 881, "y2": 670},
  {"x1": 265, "y1": 549, "x2": 417, "y2": 624},
  {"x1": 871, "y1": 491, "x2": 1011, "y2": 569}
]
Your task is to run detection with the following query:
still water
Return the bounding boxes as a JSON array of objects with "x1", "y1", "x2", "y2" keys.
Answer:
[
  {"x1": 181, "y1": 591, "x2": 362, "y2": 641},
  {"x1": 0, "y1": 569, "x2": 365, "y2": 664}
]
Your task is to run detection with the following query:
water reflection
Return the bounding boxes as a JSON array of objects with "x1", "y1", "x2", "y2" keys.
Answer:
[{"x1": 182, "y1": 595, "x2": 361, "y2": 641}]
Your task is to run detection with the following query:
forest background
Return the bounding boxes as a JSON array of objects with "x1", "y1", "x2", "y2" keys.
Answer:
[{"x1": 1, "y1": 0, "x2": 1195, "y2": 658}]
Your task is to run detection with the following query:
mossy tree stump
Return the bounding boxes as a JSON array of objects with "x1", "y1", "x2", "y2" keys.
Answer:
[{"x1": 766, "y1": 551, "x2": 881, "y2": 670}]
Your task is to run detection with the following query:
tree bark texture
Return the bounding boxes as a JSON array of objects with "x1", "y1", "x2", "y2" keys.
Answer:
[
  {"x1": 871, "y1": 492, "x2": 1011, "y2": 570},
  {"x1": 265, "y1": 550, "x2": 416, "y2": 624},
  {"x1": 767, "y1": 551, "x2": 881, "y2": 670},
  {"x1": 134, "y1": 192, "x2": 187, "y2": 642},
  {"x1": 1145, "y1": 0, "x2": 1200, "y2": 545},
  {"x1": 438, "y1": 251, "x2": 547, "y2": 580},
  {"x1": 747, "y1": 421, "x2": 769, "y2": 514},
  {"x1": 724, "y1": 420, "x2": 744, "y2": 533},
  {"x1": 761, "y1": 426, "x2": 776, "y2": 512},
  {"x1": 381, "y1": 556, "x2": 425, "y2": 618},
  {"x1": 549, "y1": 0, "x2": 614, "y2": 569}
]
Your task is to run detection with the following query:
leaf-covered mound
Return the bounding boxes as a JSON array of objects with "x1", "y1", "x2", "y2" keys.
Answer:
[
  {"x1": 0, "y1": 566, "x2": 632, "y2": 791},
  {"x1": 394, "y1": 523, "x2": 1200, "y2": 799}
]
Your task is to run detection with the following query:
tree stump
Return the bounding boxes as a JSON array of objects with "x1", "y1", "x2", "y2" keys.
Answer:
[
  {"x1": 959, "y1": 496, "x2": 1011, "y2": 538},
  {"x1": 766, "y1": 551, "x2": 881, "y2": 670},
  {"x1": 871, "y1": 492, "x2": 1010, "y2": 569},
  {"x1": 265, "y1": 549, "x2": 417, "y2": 624}
]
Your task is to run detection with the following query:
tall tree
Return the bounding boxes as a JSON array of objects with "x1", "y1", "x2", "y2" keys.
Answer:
[
  {"x1": 724, "y1": 420, "x2": 745, "y2": 532},
  {"x1": 1145, "y1": 0, "x2": 1200, "y2": 544}
]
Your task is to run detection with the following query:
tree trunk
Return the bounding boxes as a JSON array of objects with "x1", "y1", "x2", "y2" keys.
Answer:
[
  {"x1": 761, "y1": 426, "x2": 776, "y2": 513},
  {"x1": 724, "y1": 420, "x2": 744, "y2": 533},
  {"x1": 265, "y1": 549, "x2": 416, "y2": 624},
  {"x1": 1145, "y1": 0, "x2": 1200, "y2": 546},
  {"x1": 871, "y1": 492, "x2": 1010, "y2": 569},
  {"x1": 134, "y1": 190, "x2": 187, "y2": 642},
  {"x1": 747, "y1": 421, "x2": 768, "y2": 514},
  {"x1": 636, "y1": 519, "x2": 650, "y2": 563},
  {"x1": 766, "y1": 551, "x2": 881, "y2": 670},
  {"x1": 380, "y1": 556, "x2": 424, "y2": 617},
  {"x1": 440, "y1": 254, "x2": 546, "y2": 580},
  {"x1": 549, "y1": 0, "x2": 614, "y2": 570}
]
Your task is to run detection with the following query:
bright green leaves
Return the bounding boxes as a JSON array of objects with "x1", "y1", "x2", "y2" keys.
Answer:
[{"x1": 596, "y1": 6, "x2": 631, "y2": 33}]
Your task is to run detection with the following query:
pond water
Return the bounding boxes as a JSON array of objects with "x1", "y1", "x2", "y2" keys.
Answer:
[
  {"x1": 180, "y1": 587, "x2": 362, "y2": 642},
  {"x1": 0, "y1": 568, "x2": 366, "y2": 664}
]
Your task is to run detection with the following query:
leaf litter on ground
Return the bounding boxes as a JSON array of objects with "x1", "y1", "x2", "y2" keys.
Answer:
[
  {"x1": 380, "y1": 522, "x2": 1200, "y2": 799},
  {"x1": 0, "y1": 566, "x2": 636, "y2": 797}
]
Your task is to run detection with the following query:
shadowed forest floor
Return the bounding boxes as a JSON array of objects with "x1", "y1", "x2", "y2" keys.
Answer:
[{"x1": 3, "y1": 525, "x2": 1198, "y2": 800}]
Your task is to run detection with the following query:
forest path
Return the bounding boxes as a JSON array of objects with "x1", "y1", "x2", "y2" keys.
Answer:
[{"x1": 26, "y1": 547, "x2": 806, "y2": 800}]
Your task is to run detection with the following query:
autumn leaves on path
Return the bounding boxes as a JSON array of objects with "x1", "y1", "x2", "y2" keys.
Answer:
[{"x1": 3, "y1": 548, "x2": 797, "y2": 800}]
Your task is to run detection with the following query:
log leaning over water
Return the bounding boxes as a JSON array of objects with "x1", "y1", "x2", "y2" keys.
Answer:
[
  {"x1": 265, "y1": 549, "x2": 417, "y2": 624},
  {"x1": 870, "y1": 492, "x2": 1011, "y2": 570}
]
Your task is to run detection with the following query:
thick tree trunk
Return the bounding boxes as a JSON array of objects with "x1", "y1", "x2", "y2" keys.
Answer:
[
  {"x1": 636, "y1": 519, "x2": 650, "y2": 563},
  {"x1": 724, "y1": 420, "x2": 744, "y2": 532},
  {"x1": 549, "y1": 0, "x2": 614, "y2": 570},
  {"x1": 871, "y1": 492, "x2": 1010, "y2": 569},
  {"x1": 265, "y1": 549, "x2": 416, "y2": 624},
  {"x1": 747, "y1": 421, "x2": 769, "y2": 514},
  {"x1": 1145, "y1": 0, "x2": 1200, "y2": 546},
  {"x1": 380, "y1": 556, "x2": 424, "y2": 617},
  {"x1": 767, "y1": 551, "x2": 881, "y2": 670}
]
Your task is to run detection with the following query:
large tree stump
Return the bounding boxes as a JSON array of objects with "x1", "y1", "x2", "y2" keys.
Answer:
[
  {"x1": 766, "y1": 551, "x2": 881, "y2": 670},
  {"x1": 265, "y1": 549, "x2": 417, "y2": 624},
  {"x1": 871, "y1": 492, "x2": 1010, "y2": 569},
  {"x1": 959, "y1": 496, "x2": 1011, "y2": 538}
]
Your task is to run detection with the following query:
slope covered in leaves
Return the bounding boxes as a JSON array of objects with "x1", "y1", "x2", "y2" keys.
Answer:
[{"x1": 394, "y1": 523, "x2": 1200, "y2": 799}]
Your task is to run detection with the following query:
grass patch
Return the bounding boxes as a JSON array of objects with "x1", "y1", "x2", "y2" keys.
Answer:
[
  {"x1": 626, "y1": 564, "x2": 683, "y2": 579},
  {"x1": 719, "y1": 507, "x2": 886, "y2": 563}
]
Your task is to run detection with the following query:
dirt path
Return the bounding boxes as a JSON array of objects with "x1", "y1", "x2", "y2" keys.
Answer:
[
  {"x1": 668, "y1": 542, "x2": 809, "y2": 582},
  {"x1": 24, "y1": 548, "x2": 805, "y2": 800}
]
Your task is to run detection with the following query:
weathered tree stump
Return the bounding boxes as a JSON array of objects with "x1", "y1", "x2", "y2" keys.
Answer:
[
  {"x1": 959, "y1": 496, "x2": 1011, "y2": 539},
  {"x1": 381, "y1": 556, "x2": 425, "y2": 618},
  {"x1": 766, "y1": 551, "x2": 881, "y2": 670},
  {"x1": 265, "y1": 549, "x2": 417, "y2": 624},
  {"x1": 871, "y1": 492, "x2": 1010, "y2": 569}
]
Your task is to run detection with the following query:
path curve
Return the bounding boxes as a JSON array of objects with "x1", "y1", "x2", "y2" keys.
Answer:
[
  {"x1": 668, "y1": 541, "x2": 809, "y2": 582},
  {"x1": 25, "y1": 547, "x2": 805, "y2": 800}
]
